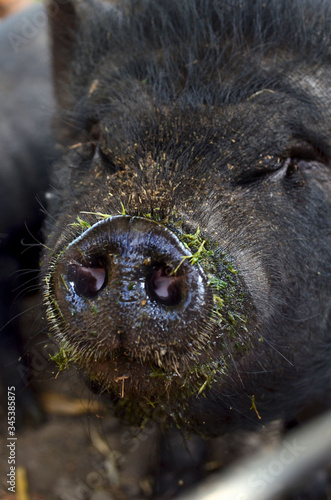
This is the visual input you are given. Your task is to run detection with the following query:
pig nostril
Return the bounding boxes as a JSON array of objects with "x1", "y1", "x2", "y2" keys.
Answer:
[
  {"x1": 67, "y1": 261, "x2": 107, "y2": 298},
  {"x1": 147, "y1": 265, "x2": 183, "y2": 306}
]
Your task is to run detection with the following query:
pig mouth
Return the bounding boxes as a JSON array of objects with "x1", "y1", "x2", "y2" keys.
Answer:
[
  {"x1": 82, "y1": 352, "x2": 179, "y2": 400},
  {"x1": 79, "y1": 345, "x2": 227, "y2": 404}
]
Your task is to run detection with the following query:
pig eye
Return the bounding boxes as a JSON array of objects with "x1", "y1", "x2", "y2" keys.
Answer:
[
  {"x1": 237, "y1": 168, "x2": 273, "y2": 186},
  {"x1": 237, "y1": 137, "x2": 328, "y2": 187},
  {"x1": 236, "y1": 163, "x2": 286, "y2": 186},
  {"x1": 237, "y1": 159, "x2": 303, "y2": 186},
  {"x1": 93, "y1": 146, "x2": 117, "y2": 174}
]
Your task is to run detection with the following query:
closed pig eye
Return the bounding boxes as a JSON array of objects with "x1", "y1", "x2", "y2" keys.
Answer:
[
  {"x1": 236, "y1": 138, "x2": 329, "y2": 187},
  {"x1": 92, "y1": 146, "x2": 118, "y2": 174}
]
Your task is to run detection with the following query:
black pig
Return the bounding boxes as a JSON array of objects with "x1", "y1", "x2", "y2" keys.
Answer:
[{"x1": 44, "y1": 0, "x2": 331, "y2": 438}]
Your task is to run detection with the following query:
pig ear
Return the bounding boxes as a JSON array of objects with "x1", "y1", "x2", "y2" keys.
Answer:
[{"x1": 47, "y1": 0, "x2": 79, "y2": 111}]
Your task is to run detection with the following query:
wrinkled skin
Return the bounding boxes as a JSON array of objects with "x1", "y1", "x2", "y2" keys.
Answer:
[{"x1": 44, "y1": 0, "x2": 331, "y2": 437}]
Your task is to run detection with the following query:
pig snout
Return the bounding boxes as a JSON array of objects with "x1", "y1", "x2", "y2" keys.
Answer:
[
  {"x1": 47, "y1": 216, "x2": 212, "y2": 358},
  {"x1": 45, "y1": 214, "x2": 252, "y2": 413}
]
